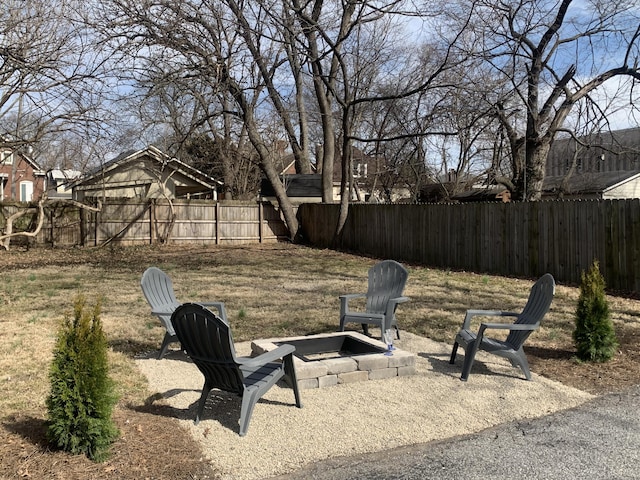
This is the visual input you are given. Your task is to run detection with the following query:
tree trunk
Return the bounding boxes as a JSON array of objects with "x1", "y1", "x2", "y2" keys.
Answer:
[{"x1": 525, "y1": 141, "x2": 551, "y2": 201}]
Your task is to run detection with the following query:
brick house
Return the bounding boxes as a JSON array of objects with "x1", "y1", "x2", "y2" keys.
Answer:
[{"x1": 0, "y1": 147, "x2": 46, "y2": 202}]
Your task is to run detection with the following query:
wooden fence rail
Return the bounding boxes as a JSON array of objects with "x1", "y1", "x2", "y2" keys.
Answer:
[
  {"x1": 297, "y1": 200, "x2": 640, "y2": 293},
  {"x1": 0, "y1": 200, "x2": 292, "y2": 247}
]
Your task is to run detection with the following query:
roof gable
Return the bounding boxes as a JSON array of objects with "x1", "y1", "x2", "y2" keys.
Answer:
[{"x1": 72, "y1": 145, "x2": 222, "y2": 190}]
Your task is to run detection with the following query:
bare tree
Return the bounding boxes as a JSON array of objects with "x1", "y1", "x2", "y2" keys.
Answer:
[
  {"x1": 455, "y1": 0, "x2": 640, "y2": 200},
  {"x1": 0, "y1": 0, "x2": 116, "y2": 167}
]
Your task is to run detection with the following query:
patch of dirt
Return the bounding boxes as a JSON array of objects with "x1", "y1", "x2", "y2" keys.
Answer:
[
  {"x1": 0, "y1": 406, "x2": 219, "y2": 479},
  {"x1": 527, "y1": 323, "x2": 640, "y2": 395},
  {"x1": 1, "y1": 244, "x2": 638, "y2": 479}
]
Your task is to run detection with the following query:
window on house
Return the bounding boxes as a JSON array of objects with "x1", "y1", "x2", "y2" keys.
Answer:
[
  {"x1": 1, "y1": 151, "x2": 13, "y2": 165},
  {"x1": 20, "y1": 181, "x2": 33, "y2": 202},
  {"x1": 353, "y1": 163, "x2": 368, "y2": 178}
]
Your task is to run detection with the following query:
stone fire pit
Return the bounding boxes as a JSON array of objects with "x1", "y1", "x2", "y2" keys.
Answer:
[{"x1": 251, "y1": 331, "x2": 416, "y2": 389}]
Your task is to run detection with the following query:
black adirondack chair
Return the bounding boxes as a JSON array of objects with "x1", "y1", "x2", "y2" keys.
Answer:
[{"x1": 171, "y1": 303, "x2": 302, "y2": 436}]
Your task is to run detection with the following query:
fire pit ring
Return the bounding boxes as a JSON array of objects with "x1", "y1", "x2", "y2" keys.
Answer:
[{"x1": 251, "y1": 331, "x2": 416, "y2": 389}]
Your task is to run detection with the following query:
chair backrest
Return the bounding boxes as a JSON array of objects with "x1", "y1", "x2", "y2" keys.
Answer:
[
  {"x1": 141, "y1": 267, "x2": 180, "y2": 334},
  {"x1": 506, "y1": 273, "x2": 556, "y2": 348},
  {"x1": 171, "y1": 303, "x2": 244, "y2": 395},
  {"x1": 365, "y1": 260, "x2": 409, "y2": 314},
  {"x1": 141, "y1": 267, "x2": 179, "y2": 309}
]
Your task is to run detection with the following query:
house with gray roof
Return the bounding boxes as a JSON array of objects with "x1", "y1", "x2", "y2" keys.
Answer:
[{"x1": 542, "y1": 170, "x2": 640, "y2": 199}]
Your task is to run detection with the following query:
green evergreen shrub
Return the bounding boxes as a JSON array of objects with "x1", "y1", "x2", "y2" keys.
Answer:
[
  {"x1": 46, "y1": 295, "x2": 119, "y2": 461},
  {"x1": 573, "y1": 260, "x2": 618, "y2": 362}
]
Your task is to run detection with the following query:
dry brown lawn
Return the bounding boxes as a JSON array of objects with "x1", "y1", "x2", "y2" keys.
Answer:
[{"x1": 1, "y1": 243, "x2": 639, "y2": 479}]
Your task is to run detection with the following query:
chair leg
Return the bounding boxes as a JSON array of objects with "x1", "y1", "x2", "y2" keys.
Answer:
[
  {"x1": 460, "y1": 342, "x2": 480, "y2": 381},
  {"x1": 394, "y1": 325, "x2": 401, "y2": 340},
  {"x1": 194, "y1": 384, "x2": 212, "y2": 425},
  {"x1": 239, "y1": 390, "x2": 260, "y2": 436},
  {"x1": 284, "y1": 354, "x2": 303, "y2": 408},
  {"x1": 449, "y1": 342, "x2": 459, "y2": 364},
  {"x1": 157, "y1": 332, "x2": 175, "y2": 359},
  {"x1": 361, "y1": 323, "x2": 370, "y2": 336},
  {"x1": 514, "y1": 348, "x2": 532, "y2": 380}
]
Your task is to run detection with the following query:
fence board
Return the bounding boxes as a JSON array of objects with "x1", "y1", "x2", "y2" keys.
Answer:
[
  {"x1": 298, "y1": 200, "x2": 640, "y2": 293},
  {"x1": 1, "y1": 200, "x2": 292, "y2": 248}
]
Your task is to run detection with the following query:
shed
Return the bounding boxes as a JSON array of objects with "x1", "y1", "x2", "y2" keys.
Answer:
[{"x1": 70, "y1": 146, "x2": 223, "y2": 202}]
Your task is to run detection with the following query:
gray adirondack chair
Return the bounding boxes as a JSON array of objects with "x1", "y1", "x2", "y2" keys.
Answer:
[
  {"x1": 171, "y1": 303, "x2": 302, "y2": 436},
  {"x1": 140, "y1": 267, "x2": 227, "y2": 359},
  {"x1": 339, "y1": 260, "x2": 410, "y2": 340},
  {"x1": 449, "y1": 273, "x2": 556, "y2": 381}
]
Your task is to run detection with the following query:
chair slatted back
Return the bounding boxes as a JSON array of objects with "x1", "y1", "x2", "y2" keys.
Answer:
[
  {"x1": 365, "y1": 260, "x2": 409, "y2": 314},
  {"x1": 506, "y1": 273, "x2": 556, "y2": 348},
  {"x1": 141, "y1": 267, "x2": 179, "y2": 309},
  {"x1": 171, "y1": 303, "x2": 244, "y2": 395},
  {"x1": 141, "y1": 267, "x2": 180, "y2": 335}
]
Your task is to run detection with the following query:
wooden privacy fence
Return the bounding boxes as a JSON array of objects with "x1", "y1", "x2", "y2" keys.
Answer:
[
  {"x1": 298, "y1": 200, "x2": 640, "y2": 293},
  {"x1": 1, "y1": 200, "x2": 291, "y2": 247}
]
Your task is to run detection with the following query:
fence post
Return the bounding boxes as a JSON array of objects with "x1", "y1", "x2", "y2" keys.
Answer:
[
  {"x1": 149, "y1": 199, "x2": 155, "y2": 244},
  {"x1": 215, "y1": 202, "x2": 220, "y2": 244},
  {"x1": 49, "y1": 208, "x2": 55, "y2": 247},
  {"x1": 79, "y1": 207, "x2": 86, "y2": 247},
  {"x1": 259, "y1": 202, "x2": 264, "y2": 243},
  {"x1": 94, "y1": 206, "x2": 99, "y2": 247}
]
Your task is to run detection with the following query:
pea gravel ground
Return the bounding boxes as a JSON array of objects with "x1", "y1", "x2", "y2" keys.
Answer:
[{"x1": 135, "y1": 332, "x2": 593, "y2": 480}]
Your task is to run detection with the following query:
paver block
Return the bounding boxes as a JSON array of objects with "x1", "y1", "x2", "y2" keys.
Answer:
[
  {"x1": 398, "y1": 365, "x2": 416, "y2": 376},
  {"x1": 338, "y1": 370, "x2": 370, "y2": 384},
  {"x1": 294, "y1": 359, "x2": 328, "y2": 380},
  {"x1": 321, "y1": 357, "x2": 358, "y2": 374},
  {"x1": 318, "y1": 375, "x2": 339, "y2": 388},
  {"x1": 388, "y1": 351, "x2": 415, "y2": 368},
  {"x1": 369, "y1": 368, "x2": 398, "y2": 380},
  {"x1": 298, "y1": 378, "x2": 319, "y2": 389},
  {"x1": 356, "y1": 354, "x2": 390, "y2": 371}
]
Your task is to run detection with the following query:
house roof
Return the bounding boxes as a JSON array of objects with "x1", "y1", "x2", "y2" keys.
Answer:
[
  {"x1": 260, "y1": 174, "x2": 322, "y2": 198},
  {"x1": 71, "y1": 145, "x2": 223, "y2": 189},
  {"x1": 451, "y1": 188, "x2": 511, "y2": 202},
  {"x1": 542, "y1": 170, "x2": 640, "y2": 195},
  {"x1": 48, "y1": 169, "x2": 82, "y2": 181},
  {"x1": 0, "y1": 144, "x2": 45, "y2": 174}
]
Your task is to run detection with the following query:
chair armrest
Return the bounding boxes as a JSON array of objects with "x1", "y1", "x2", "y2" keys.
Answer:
[
  {"x1": 475, "y1": 321, "x2": 539, "y2": 345},
  {"x1": 340, "y1": 293, "x2": 366, "y2": 316},
  {"x1": 388, "y1": 296, "x2": 410, "y2": 307},
  {"x1": 479, "y1": 322, "x2": 539, "y2": 332},
  {"x1": 461, "y1": 309, "x2": 519, "y2": 329},
  {"x1": 151, "y1": 302, "x2": 180, "y2": 317},
  {"x1": 384, "y1": 296, "x2": 410, "y2": 317},
  {"x1": 340, "y1": 293, "x2": 366, "y2": 301},
  {"x1": 236, "y1": 344, "x2": 296, "y2": 368},
  {"x1": 199, "y1": 302, "x2": 227, "y2": 321}
]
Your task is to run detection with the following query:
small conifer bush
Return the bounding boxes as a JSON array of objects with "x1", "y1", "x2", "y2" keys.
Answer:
[
  {"x1": 573, "y1": 260, "x2": 618, "y2": 362},
  {"x1": 46, "y1": 295, "x2": 119, "y2": 461}
]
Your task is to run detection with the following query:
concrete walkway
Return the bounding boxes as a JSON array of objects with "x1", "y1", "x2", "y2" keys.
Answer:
[{"x1": 274, "y1": 384, "x2": 640, "y2": 480}]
